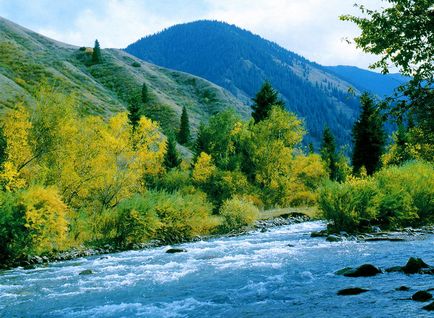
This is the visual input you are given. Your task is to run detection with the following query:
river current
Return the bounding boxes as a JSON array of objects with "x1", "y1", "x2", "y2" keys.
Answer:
[{"x1": 1, "y1": 221, "x2": 433, "y2": 317}]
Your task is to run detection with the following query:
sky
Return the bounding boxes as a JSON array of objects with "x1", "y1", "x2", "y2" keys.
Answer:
[{"x1": 0, "y1": 0, "x2": 385, "y2": 70}]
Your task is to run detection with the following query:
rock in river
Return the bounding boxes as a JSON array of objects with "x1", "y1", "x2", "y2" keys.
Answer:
[
  {"x1": 423, "y1": 302, "x2": 434, "y2": 311},
  {"x1": 336, "y1": 264, "x2": 382, "y2": 277},
  {"x1": 79, "y1": 269, "x2": 93, "y2": 275},
  {"x1": 337, "y1": 288, "x2": 369, "y2": 296},
  {"x1": 412, "y1": 291, "x2": 433, "y2": 302},
  {"x1": 166, "y1": 248, "x2": 187, "y2": 254}
]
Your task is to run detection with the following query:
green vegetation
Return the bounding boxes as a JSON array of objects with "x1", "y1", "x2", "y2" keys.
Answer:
[{"x1": 319, "y1": 161, "x2": 434, "y2": 232}]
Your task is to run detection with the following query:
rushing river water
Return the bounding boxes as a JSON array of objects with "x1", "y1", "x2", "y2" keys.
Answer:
[{"x1": 1, "y1": 221, "x2": 433, "y2": 318}]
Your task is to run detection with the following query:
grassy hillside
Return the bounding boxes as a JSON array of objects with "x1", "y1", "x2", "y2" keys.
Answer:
[{"x1": 0, "y1": 17, "x2": 248, "y2": 134}]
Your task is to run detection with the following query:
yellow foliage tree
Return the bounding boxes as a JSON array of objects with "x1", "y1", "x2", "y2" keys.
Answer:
[
  {"x1": 0, "y1": 104, "x2": 33, "y2": 190},
  {"x1": 21, "y1": 186, "x2": 69, "y2": 254},
  {"x1": 192, "y1": 152, "x2": 216, "y2": 183}
]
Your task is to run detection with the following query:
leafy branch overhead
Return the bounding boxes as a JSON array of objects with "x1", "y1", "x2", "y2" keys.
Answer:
[{"x1": 340, "y1": 0, "x2": 434, "y2": 81}]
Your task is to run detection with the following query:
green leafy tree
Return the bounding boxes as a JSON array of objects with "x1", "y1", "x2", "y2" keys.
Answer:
[
  {"x1": 164, "y1": 133, "x2": 181, "y2": 169},
  {"x1": 141, "y1": 82, "x2": 149, "y2": 104},
  {"x1": 92, "y1": 39, "x2": 102, "y2": 64},
  {"x1": 177, "y1": 106, "x2": 191, "y2": 145},
  {"x1": 341, "y1": 0, "x2": 434, "y2": 150},
  {"x1": 251, "y1": 81, "x2": 284, "y2": 123},
  {"x1": 320, "y1": 127, "x2": 339, "y2": 181},
  {"x1": 352, "y1": 93, "x2": 386, "y2": 176}
]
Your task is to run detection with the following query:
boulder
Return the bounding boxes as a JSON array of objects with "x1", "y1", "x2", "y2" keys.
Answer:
[
  {"x1": 395, "y1": 286, "x2": 410, "y2": 291},
  {"x1": 342, "y1": 264, "x2": 382, "y2": 277},
  {"x1": 412, "y1": 291, "x2": 433, "y2": 302},
  {"x1": 326, "y1": 235, "x2": 342, "y2": 242},
  {"x1": 423, "y1": 301, "x2": 434, "y2": 311},
  {"x1": 403, "y1": 257, "x2": 430, "y2": 274},
  {"x1": 371, "y1": 226, "x2": 382, "y2": 233},
  {"x1": 311, "y1": 230, "x2": 328, "y2": 237},
  {"x1": 166, "y1": 248, "x2": 187, "y2": 254},
  {"x1": 79, "y1": 269, "x2": 93, "y2": 275},
  {"x1": 335, "y1": 267, "x2": 354, "y2": 276},
  {"x1": 337, "y1": 287, "x2": 369, "y2": 296}
]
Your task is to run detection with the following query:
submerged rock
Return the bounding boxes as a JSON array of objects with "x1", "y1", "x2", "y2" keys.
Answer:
[
  {"x1": 423, "y1": 301, "x2": 434, "y2": 311},
  {"x1": 337, "y1": 287, "x2": 369, "y2": 296},
  {"x1": 166, "y1": 248, "x2": 187, "y2": 254},
  {"x1": 412, "y1": 291, "x2": 433, "y2": 302},
  {"x1": 310, "y1": 230, "x2": 328, "y2": 237},
  {"x1": 395, "y1": 286, "x2": 410, "y2": 291},
  {"x1": 79, "y1": 269, "x2": 93, "y2": 275},
  {"x1": 326, "y1": 235, "x2": 342, "y2": 242},
  {"x1": 336, "y1": 264, "x2": 382, "y2": 277}
]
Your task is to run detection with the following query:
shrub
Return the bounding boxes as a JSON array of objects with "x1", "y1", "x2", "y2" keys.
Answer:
[
  {"x1": 318, "y1": 178, "x2": 378, "y2": 232},
  {"x1": 319, "y1": 161, "x2": 434, "y2": 232},
  {"x1": 219, "y1": 197, "x2": 259, "y2": 232},
  {"x1": 0, "y1": 191, "x2": 28, "y2": 260},
  {"x1": 20, "y1": 186, "x2": 69, "y2": 254}
]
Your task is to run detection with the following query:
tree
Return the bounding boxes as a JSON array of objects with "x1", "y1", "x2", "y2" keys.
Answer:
[
  {"x1": 177, "y1": 106, "x2": 190, "y2": 145},
  {"x1": 352, "y1": 93, "x2": 386, "y2": 176},
  {"x1": 0, "y1": 126, "x2": 7, "y2": 168},
  {"x1": 141, "y1": 82, "x2": 149, "y2": 104},
  {"x1": 320, "y1": 127, "x2": 339, "y2": 181},
  {"x1": 164, "y1": 133, "x2": 181, "y2": 169},
  {"x1": 92, "y1": 39, "x2": 102, "y2": 64},
  {"x1": 128, "y1": 101, "x2": 141, "y2": 131},
  {"x1": 341, "y1": 1, "x2": 434, "y2": 148},
  {"x1": 251, "y1": 81, "x2": 284, "y2": 123}
]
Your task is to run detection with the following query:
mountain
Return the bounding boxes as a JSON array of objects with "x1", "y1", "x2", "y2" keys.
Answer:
[
  {"x1": 126, "y1": 20, "x2": 403, "y2": 147},
  {"x1": 325, "y1": 66, "x2": 409, "y2": 98},
  {"x1": 0, "y1": 17, "x2": 247, "y2": 135}
]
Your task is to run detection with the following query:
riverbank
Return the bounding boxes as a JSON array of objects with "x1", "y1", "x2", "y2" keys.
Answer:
[{"x1": 0, "y1": 209, "x2": 312, "y2": 271}]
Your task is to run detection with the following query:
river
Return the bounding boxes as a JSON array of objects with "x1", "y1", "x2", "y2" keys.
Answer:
[{"x1": 1, "y1": 221, "x2": 433, "y2": 317}]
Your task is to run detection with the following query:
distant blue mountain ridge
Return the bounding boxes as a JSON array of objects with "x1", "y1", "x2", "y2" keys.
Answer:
[{"x1": 126, "y1": 20, "x2": 407, "y2": 147}]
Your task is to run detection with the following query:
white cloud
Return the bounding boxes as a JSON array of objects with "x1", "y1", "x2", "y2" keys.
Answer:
[{"x1": 4, "y1": 0, "x2": 385, "y2": 69}]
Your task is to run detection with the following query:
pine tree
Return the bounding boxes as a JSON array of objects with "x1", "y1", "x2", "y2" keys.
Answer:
[
  {"x1": 92, "y1": 39, "x2": 102, "y2": 64},
  {"x1": 177, "y1": 106, "x2": 190, "y2": 145},
  {"x1": 164, "y1": 133, "x2": 181, "y2": 169},
  {"x1": 128, "y1": 101, "x2": 141, "y2": 131},
  {"x1": 320, "y1": 127, "x2": 339, "y2": 181},
  {"x1": 141, "y1": 82, "x2": 149, "y2": 104},
  {"x1": 194, "y1": 123, "x2": 208, "y2": 161},
  {"x1": 251, "y1": 81, "x2": 284, "y2": 123},
  {"x1": 0, "y1": 126, "x2": 7, "y2": 168},
  {"x1": 352, "y1": 93, "x2": 386, "y2": 175}
]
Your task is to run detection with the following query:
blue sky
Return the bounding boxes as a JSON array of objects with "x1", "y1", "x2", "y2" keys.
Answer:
[{"x1": 0, "y1": 0, "x2": 383, "y2": 69}]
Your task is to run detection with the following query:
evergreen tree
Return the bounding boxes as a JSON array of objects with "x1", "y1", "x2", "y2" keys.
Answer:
[
  {"x1": 194, "y1": 123, "x2": 208, "y2": 161},
  {"x1": 251, "y1": 81, "x2": 284, "y2": 123},
  {"x1": 164, "y1": 133, "x2": 181, "y2": 169},
  {"x1": 320, "y1": 127, "x2": 339, "y2": 181},
  {"x1": 0, "y1": 126, "x2": 7, "y2": 168},
  {"x1": 308, "y1": 143, "x2": 314, "y2": 154},
  {"x1": 141, "y1": 82, "x2": 149, "y2": 104},
  {"x1": 92, "y1": 39, "x2": 102, "y2": 64},
  {"x1": 352, "y1": 93, "x2": 386, "y2": 175},
  {"x1": 177, "y1": 106, "x2": 190, "y2": 145},
  {"x1": 128, "y1": 101, "x2": 141, "y2": 131}
]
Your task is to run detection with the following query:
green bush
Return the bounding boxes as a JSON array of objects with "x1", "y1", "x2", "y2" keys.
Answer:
[
  {"x1": 375, "y1": 161, "x2": 434, "y2": 226},
  {"x1": 153, "y1": 169, "x2": 192, "y2": 192},
  {"x1": 319, "y1": 161, "x2": 434, "y2": 232},
  {"x1": 0, "y1": 191, "x2": 28, "y2": 261},
  {"x1": 318, "y1": 178, "x2": 379, "y2": 232},
  {"x1": 219, "y1": 196, "x2": 259, "y2": 232}
]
